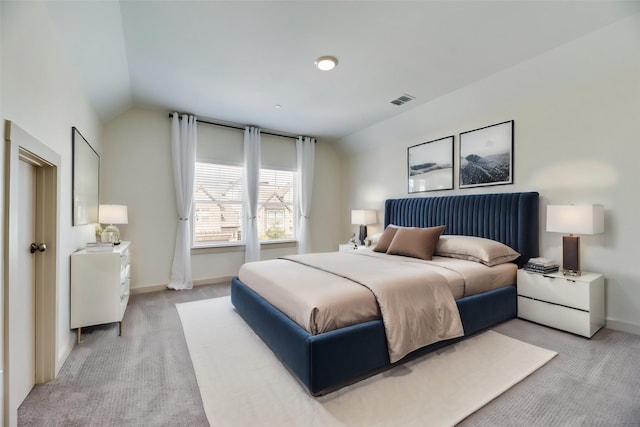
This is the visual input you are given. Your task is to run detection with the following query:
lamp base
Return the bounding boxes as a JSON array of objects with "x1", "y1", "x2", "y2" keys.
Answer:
[
  {"x1": 562, "y1": 235, "x2": 580, "y2": 276},
  {"x1": 562, "y1": 269, "x2": 580, "y2": 277},
  {"x1": 358, "y1": 225, "x2": 367, "y2": 246}
]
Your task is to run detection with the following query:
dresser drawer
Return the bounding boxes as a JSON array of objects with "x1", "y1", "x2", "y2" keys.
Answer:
[
  {"x1": 120, "y1": 250, "x2": 129, "y2": 269},
  {"x1": 120, "y1": 263, "x2": 130, "y2": 285},
  {"x1": 119, "y1": 293, "x2": 129, "y2": 320}
]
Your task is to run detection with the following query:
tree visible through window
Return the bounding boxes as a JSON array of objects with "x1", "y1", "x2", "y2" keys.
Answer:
[{"x1": 193, "y1": 162, "x2": 295, "y2": 246}]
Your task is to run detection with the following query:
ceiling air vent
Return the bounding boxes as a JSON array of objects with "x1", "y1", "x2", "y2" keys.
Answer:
[{"x1": 390, "y1": 94, "x2": 415, "y2": 106}]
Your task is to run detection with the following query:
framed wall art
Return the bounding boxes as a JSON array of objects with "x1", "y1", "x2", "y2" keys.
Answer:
[
  {"x1": 459, "y1": 120, "x2": 513, "y2": 188},
  {"x1": 407, "y1": 135, "x2": 454, "y2": 193}
]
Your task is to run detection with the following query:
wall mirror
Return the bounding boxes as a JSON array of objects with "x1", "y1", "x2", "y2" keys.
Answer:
[{"x1": 72, "y1": 127, "x2": 99, "y2": 225}]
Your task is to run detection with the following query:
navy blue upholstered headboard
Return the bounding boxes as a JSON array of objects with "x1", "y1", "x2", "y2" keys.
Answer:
[{"x1": 384, "y1": 192, "x2": 539, "y2": 268}]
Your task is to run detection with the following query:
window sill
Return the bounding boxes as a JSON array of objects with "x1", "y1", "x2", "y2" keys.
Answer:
[{"x1": 191, "y1": 240, "x2": 297, "y2": 255}]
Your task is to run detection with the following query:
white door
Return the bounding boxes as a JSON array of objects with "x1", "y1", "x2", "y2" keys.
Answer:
[{"x1": 13, "y1": 159, "x2": 36, "y2": 405}]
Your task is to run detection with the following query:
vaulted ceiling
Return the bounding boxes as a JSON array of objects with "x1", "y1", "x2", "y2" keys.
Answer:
[{"x1": 45, "y1": 1, "x2": 640, "y2": 141}]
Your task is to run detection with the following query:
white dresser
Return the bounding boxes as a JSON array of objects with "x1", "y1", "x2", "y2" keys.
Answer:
[
  {"x1": 517, "y1": 269, "x2": 605, "y2": 338},
  {"x1": 71, "y1": 241, "x2": 131, "y2": 342}
]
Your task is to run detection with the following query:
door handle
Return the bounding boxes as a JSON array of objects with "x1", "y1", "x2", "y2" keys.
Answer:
[{"x1": 30, "y1": 243, "x2": 46, "y2": 254}]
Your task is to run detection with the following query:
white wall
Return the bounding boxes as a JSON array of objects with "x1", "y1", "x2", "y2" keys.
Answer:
[
  {"x1": 336, "y1": 16, "x2": 640, "y2": 333},
  {"x1": 1, "y1": 0, "x2": 103, "y2": 419},
  {"x1": 102, "y1": 108, "x2": 343, "y2": 290}
]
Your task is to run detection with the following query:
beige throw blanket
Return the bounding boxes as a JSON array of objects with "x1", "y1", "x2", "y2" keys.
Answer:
[{"x1": 282, "y1": 253, "x2": 464, "y2": 363}]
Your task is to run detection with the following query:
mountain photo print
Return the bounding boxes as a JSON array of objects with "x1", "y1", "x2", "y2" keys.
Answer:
[
  {"x1": 408, "y1": 135, "x2": 454, "y2": 193},
  {"x1": 459, "y1": 120, "x2": 514, "y2": 188}
]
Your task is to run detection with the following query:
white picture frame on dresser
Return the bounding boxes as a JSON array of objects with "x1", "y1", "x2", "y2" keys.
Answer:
[
  {"x1": 517, "y1": 269, "x2": 605, "y2": 338},
  {"x1": 70, "y1": 242, "x2": 131, "y2": 343}
]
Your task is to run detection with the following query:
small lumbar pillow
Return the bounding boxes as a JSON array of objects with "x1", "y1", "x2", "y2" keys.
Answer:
[
  {"x1": 373, "y1": 225, "x2": 400, "y2": 253},
  {"x1": 435, "y1": 235, "x2": 520, "y2": 266},
  {"x1": 386, "y1": 225, "x2": 446, "y2": 260}
]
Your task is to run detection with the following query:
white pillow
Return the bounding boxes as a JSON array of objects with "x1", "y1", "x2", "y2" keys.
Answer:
[
  {"x1": 434, "y1": 235, "x2": 520, "y2": 266},
  {"x1": 368, "y1": 232, "x2": 383, "y2": 245}
]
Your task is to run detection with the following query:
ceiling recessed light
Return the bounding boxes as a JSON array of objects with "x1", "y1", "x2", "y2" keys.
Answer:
[{"x1": 314, "y1": 56, "x2": 338, "y2": 71}]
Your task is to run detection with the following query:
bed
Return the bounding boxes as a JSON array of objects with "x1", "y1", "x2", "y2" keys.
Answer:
[{"x1": 231, "y1": 191, "x2": 539, "y2": 395}]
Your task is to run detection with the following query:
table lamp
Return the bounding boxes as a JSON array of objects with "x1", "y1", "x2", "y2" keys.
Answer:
[
  {"x1": 99, "y1": 204, "x2": 128, "y2": 244},
  {"x1": 546, "y1": 204, "x2": 604, "y2": 276},
  {"x1": 351, "y1": 209, "x2": 377, "y2": 245}
]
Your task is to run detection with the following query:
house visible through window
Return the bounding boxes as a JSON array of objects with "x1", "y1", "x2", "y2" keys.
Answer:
[{"x1": 193, "y1": 162, "x2": 295, "y2": 246}]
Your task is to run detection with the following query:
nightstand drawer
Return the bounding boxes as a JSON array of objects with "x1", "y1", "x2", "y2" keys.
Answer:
[
  {"x1": 338, "y1": 244, "x2": 370, "y2": 252},
  {"x1": 518, "y1": 271, "x2": 590, "y2": 311},
  {"x1": 518, "y1": 296, "x2": 594, "y2": 337}
]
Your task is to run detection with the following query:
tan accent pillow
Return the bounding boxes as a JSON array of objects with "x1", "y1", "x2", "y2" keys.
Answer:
[
  {"x1": 373, "y1": 225, "x2": 400, "y2": 253},
  {"x1": 386, "y1": 225, "x2": 446, "y2": 260},
  {"x1": 435, "y1": 235, "x2": 520, "y2": 266}
]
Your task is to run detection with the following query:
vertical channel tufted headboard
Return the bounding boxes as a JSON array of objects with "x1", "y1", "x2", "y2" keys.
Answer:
[{"x1": 384, "y1": 192, "x2": 539, "y2": 268}]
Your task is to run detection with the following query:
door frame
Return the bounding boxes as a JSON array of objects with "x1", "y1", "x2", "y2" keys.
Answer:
[{"x1": 3, "y1": 120, "x2": 59, "y2": 426}]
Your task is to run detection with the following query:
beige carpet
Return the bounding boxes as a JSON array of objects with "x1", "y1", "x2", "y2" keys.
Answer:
[{"x1": 177, "y1": 297, "x2": 557, "y2": 427}]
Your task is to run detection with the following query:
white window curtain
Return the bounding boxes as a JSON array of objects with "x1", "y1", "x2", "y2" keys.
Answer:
[
  {"x1": 244, "y1": 126, "x2": 261, "y2": 262},
  {"x1": 296, "y1": 136, "x2": 315, "y2": 254},
  {"x1": 167, "y1": 113, "x2": 197, "y2": 290}
]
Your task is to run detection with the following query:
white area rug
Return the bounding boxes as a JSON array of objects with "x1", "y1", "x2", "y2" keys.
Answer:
[{"x1": 177, "y1": 297, "x2": 556, "y2": 427}]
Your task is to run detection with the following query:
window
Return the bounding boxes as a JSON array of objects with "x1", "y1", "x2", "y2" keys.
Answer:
[{"x1": 193, "y1": 162, "x2": 296, "y2": 246}]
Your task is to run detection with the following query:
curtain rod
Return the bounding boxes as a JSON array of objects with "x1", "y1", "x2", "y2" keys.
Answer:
[{"x1": 168, "y1": 113, "x2": 314, "y2": 142}]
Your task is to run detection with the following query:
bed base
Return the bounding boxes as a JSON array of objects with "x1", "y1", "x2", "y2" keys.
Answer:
[
  {"x1": 231, "y1": 276, "x2": 517, "y2": 396},
  {"x1": 231, "y1": 191, "x2": 537, "y2": 395}
]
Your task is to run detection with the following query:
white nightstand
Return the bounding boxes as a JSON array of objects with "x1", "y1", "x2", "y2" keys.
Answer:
[
  {"x1": 517, "y1": 269, "x2": 605, "y2": 338},
  {"x1": 338, "y1": 244, "x2": 369, "y2": 252}
]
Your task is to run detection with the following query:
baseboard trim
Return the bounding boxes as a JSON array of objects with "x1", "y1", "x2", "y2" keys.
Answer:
[
  {"x1": 606, "y1": 319, "x2": 640, "y2": 336},
  {"x1": 130, "y1": 276, "x2": 234, "y2": 295}
]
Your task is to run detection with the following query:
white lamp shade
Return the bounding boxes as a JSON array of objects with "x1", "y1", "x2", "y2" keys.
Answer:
[
  {"x1": 99, "y1": 204, "x2": 128, "y2": 225},
  {"x1": 351, "y1": 209, "x2": 377, "y2": 225},
  {"x1": 546, "y1": 205, "x2": 604, "y2": 235}
]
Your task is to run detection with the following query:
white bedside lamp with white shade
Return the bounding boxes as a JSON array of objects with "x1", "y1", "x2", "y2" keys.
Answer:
[
  {"x1": 351, "y1": 209, "x2": 377, "y2": 245},
  {"x1": 546, "y1": 204, "x2": 604, "y2": 276},
  {"x1": 99, "y1": 204, "x2": 128, "y2": 244}
]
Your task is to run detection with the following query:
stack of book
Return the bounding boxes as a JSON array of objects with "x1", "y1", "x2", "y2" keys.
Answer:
[
  {"x1": 86, "y1": 242, "x2": 114, "y2": 252},
  {"x1": 525, "y1": 257, "x2": 559, "y2": 274}
]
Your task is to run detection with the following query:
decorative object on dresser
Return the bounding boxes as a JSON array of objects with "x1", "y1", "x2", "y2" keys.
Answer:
[
  {"x1": 86, "y1": 242, "x2": 114, "y2": 252},
  {"x1": 351, "y1": 209, "x2": 376, "y2": 245},
  {"x1": 546, "y1": 204, "x2": 604, "y2": 276},
  {"x1": 459, "y1": 120, "x2": 514, "y2": 188},
  {"x1": 70, "y1": 241, "x2": 131, "y2": 343},
  {"x1": 407, "y1": 135, "x2": 454, "y2": 193},
  {"x1": 517, "y1": 269, "x2": 605, "y2": 338},
  {"x1": 99, "y1": 204, "x2": 128, "y2": 244}
]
